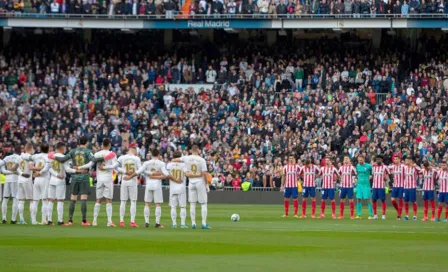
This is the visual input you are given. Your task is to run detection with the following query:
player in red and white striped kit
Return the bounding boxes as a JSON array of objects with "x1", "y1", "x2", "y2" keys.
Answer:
[
  {"x1": 320, "y1": 158, "x2": 340, "y2": 219},
  {"x1": 436, "y1": 160, "x2": 448, "y2": 222},
  {"x1": 281, "y1": 156, "x2": 301, "y2": 218},
  {"x1": 371, "y1": 155, "x2": 390, "y2": 220},
  {"x1": 420, "y1": 161, "x2": 438, "y2": 221},
  {"x1": 388, "y1": 157, "x2": 406, "y2": 219},
  {"x1": 338, "y1": 156, "x2": 357, "y2": 219},
  {"x1": 403, "y1": 158, "x2": 420, "y2": 220},
  {"x1": 299, "y1": 159, "x2": 321, "y2": 218}
]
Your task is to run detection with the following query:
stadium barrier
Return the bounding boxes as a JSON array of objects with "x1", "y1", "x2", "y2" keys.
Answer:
[{"x1": 64, "y1": 185, "x2": 428, "y2": 205}]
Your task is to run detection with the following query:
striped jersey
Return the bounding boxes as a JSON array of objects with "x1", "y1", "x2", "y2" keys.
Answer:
[
  {"x1": 321, "y1": 166, "x2": 339, "y2": 189},
  {"x1": 388, "y1": 164, "x2": 405, "y2": 188},
  {"x1": 437, "y1": 170, "x2": 448, "y2": 193},
  {"x1": 300, "y1": 165, "x2": 321, "y2": 187},
  {"x1": 283, "y1": 164, "x2": 301, "y2": 188},
  {"x1": 372, "y1": 165, "x2": 390, "y2": 189},
  {"x1": 421, "y1": 168, "x2": 438, "y2": 191},
  {"x1": 404, "y1": 166, "x2": 420, "y2": 189},
  {"x1": 339, "y1": 165, "x2": 357, "y2": 188}
]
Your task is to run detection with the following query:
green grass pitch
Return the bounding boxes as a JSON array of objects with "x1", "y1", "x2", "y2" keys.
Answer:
[{"x1": 0, "y1": 202, "x2": 447, "y2": 272}]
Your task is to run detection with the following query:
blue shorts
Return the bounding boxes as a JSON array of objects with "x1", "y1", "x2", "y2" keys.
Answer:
[
  {"x1": 372, "y1": 188, "x2": 386, "y2": 201},
  {"x1": 438, "y1": 192, "x2": 448, "y2": 203},
  {"x1": 391, "y1": 187, "x2": 404, "y2": 199},
  {"x1": 302, "y1": 186, "x2": 316, "y2": 198},
  {"x1": 340, "y1": 188, "x2": 354, "y2": 199},
  {"x1": 321, "y1": 189, "x2": 335, "y2": 200},
  {"x1": 404, "y1": 189, "x2": 417, "y2": 203},
  {"x1": 423, "y1": 190, "x2": 435, "y2": 201},
  {"x1": 284, "y1": 187, "x2": 298, "y2": 199}
]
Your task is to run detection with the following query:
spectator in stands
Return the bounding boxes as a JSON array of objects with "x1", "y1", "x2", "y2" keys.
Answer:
[{"x1": 402, "y1": 0, "x2": 409, "y2": 16}]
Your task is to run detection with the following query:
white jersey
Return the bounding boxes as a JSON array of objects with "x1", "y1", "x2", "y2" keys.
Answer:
[
  {"x1": 137, "y1": 159, "x2": 169, "y2": 189},
  {"x1": 2, "y1": 154, "x2": 21, "y2": 182},
  {"x1": 83, "y1": 150, "x2": 118, "y2": 184},
  {"x1": 167, "y1": 161, "x2": 186, "y2": 194},
  {"x1": 33, "y1": 153, "x2": 50, "y2": 180},
  {"x1": 117, "y1": 154, "x2": 141, "y2": 186},
  {"x1": 182, "y1": 155, "x2": 207, "y2": 184},
  {"x1": 18, "y1": 153, "x2": 34, "y2": 183},
  {"x1": 48, "y1": 153, "x2": 76, "y2": 186}
]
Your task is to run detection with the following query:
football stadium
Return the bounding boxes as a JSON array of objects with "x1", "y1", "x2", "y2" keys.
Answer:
[{"x1": 0, "y1": 2, "x2": 448, "y2": 271}]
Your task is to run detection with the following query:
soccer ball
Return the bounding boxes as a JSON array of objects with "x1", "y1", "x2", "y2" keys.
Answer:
[{"x1": 231, "y1": 214, "x2": 240, "y2": 222}]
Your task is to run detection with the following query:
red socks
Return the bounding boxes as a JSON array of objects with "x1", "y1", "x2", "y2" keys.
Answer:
[
  {"x1": 382, "y1": 201, "x2": 386, "y2": 216},
  {"x1": 438, "y1": 204, "x2": 443, "y2": 219},
  {"x1": 302, "y1": 200, "x2": 307, "y2": 216},
  {"x1": 424, "y1": 200, "x2": 428, "y2": 218},
  {"x1": 399, "y1": 199, "x2": 404, "y2": 217},
  {"x1": 392, "y1": 199, "x2": 399, "y2": 212},
  {"x1": 312, "y1": 200, "x2": 316, "y2": 216},
  {"x1": 284, "y1": 199, "x2": 289, "y2": 216},
  {"x1": 413, "y1": 203, "x2": 418, "y2": 217},
  {"x1": 350, "y1": 202, "x2": 355, "y2": 217},
  {"x1": 373, "y1": 201, "x2": 377, "y2": 216},
  {"x1": 431, "y1": 200, "x2": 435, "y2": 218},
  {"x1": 331, "y1": 202, "x2": 336, "y2": 215},
  {"x1": 445, "y1": 206, "x2": 448, "y2": 219},
  {"x1": 340, "y1": 202, "x2": 345, "y2": 217},
  {"x1": 321, "y1": 201, "x2": 326, "y2": 215},
  {"x1": 405, "y1": 202, "x2": 409, "y2": 216},
  {"x1": 293, "y1": 199, "x2": 299, "y2": 216}
]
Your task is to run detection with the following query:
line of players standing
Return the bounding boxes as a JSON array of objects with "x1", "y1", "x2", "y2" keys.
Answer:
[
  {"x1": 0, "y1": 139, "x2": 211, "y2": 229},
  {"x1": 281, "y1": 155, "x2": 448, "y2": 221}
]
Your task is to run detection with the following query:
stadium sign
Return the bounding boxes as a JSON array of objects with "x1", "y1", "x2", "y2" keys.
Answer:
[{"x1": 187, "y1": 20, "x2": 230, "y2": 28}]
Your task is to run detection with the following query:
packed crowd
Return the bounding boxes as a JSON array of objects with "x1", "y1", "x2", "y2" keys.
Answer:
[
  {"x1": 0, "y1": 0, "x2": 447, "y2": 16},
  {"x1": 0, "y1": 31, "x2": 447, "y2": 190}
]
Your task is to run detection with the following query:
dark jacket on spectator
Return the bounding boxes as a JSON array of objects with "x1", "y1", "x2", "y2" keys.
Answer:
[
  {"x1": 352, "y1": 1, "x2": 361, "y2": 13},
  {"x1": 319, "y1": 2, "x2": 329, "y2": 14},
  {"x1": 409, "y1": 0, "x2": 419, "y2": 13},
  {"x1": 360, "y1": 1, "x2": 370, "y2": 13},
  {"x1": 393, "y1": 3, "x2": 401, "y2": 14},
  {"x1": 276, "y1": 3, "x2": 287, "y2": 14},
  {"x1": 211, "y1": 1, "x2": 223, "y2": 14}
]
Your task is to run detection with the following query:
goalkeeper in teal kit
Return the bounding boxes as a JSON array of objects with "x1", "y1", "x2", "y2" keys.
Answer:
[{"x1": 355, "y1": 156, "x2": 374, "y2": 219}]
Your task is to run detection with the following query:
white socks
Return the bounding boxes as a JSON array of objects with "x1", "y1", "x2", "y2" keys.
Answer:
[
  {"x1": 144, "y1": 206, "x2": 150, "y2": 224},
  {"x1": 47, "y1": 201, "x2": 54, "y2": 222},
  {"x1": 130, "y1": 201, "x2": 136, "y2": 222},
  {"x1": 41, "y1": 199, "x2": 48, "y2": 222},
  {"x1": 93, "y1": 203, "x2": 101, "y2": 222},
  {"x1": 57, "y1": 202, "x2": 64, "y2": 223},
  {"x1": 120, "y1": 201, "x2": 126, "y2": 222},
  {"x1": 12, "y1": 198, "x2": 18, "y2": 222},
  {"x1": 201, "y1": 204, "x2": 208, "y2": 226},
  {"x1": 171, "y1": 206, "x2": 177, "y2": 225},
  {"x1": 2, "y1": 198, "x2": 9, "y2": 220},
  {"x1": 155, "y1": 206, "x2": 161, "y2": 224},
  {"x1": 18, "y1": 200, "x2": 25, "y2": 221},
  {"x1": 30, "y1": 201, "x2": 37, "y2": 223},
  {"x1": 180, "y1": 207, "x2": 186, "y2": 225},
  {"x1": 106, "y1": 203, "x2": 112, "y2": 223},
  {"x1": 190, "y1": 203, "x2": 196, "y2": 225}
]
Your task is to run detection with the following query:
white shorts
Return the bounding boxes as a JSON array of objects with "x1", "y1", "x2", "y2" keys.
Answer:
[
  {"x1": 0, "y1": 184, "x2": 2, "y2": 200},
  {"x1": 144, "y1": 186, "x2": 163, "y2": 203},
  {"x1": 3, "y1": 182, "x2": 18, "y2": 198},
  {"x1": 33, "y1": 179, "x2": 49, "y2": 200},
  {"x1": 188, "y1": 182, "x2": 207, "y2": 204},
  {"x1": 17, "y1": 182, "x2": 33, "y2": 200},
  {"x1": 48, "y1": 184, "x2": 66, "y2": 200},
  {"x1": 96, "y1": 182, "x2": 114, "y2": 200},
  {"x1": 120, "y1": 185, "x2": 138, "y2": 201},
  {"x1": 170, "y1": 190, "x2": 187, "y2": 208}
]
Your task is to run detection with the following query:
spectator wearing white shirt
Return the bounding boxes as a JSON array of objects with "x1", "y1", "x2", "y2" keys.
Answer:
[
  {"x1": 51, "y1": 0, "x2": 60, "y2": 13},
  {"x1": 205, "y1": 66, "x2": 217, "y2": 83}
]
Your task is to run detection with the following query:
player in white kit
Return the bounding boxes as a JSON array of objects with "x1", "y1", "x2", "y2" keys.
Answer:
[
  {"x1": 136, "y1": 149, "x2": 177, "y2": 228},
  {"x1": 182, "y1": 145, "x2": 211, "y2": 229},
  {"x1": 167, "y1": 151, "x2": 188, "y2": 228},
  {"x1": 1, "y1": 147, "x2": 21, "y2": 224},
  {"x1": 77, "y1": 139, "x2": 119, "y2": 227},
  {"x1": 116, "y1": 146, "x2": 141, "y2": 228},
  {"x1": 29, "y1": 143, "x2": 51, "y2": 225},
  {"x1": 47, "y1": 142, "x2": 76, "y2": 225}
]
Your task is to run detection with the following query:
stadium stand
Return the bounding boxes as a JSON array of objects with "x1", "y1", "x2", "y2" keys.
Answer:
[{"x1": 0, "y1": 28, "x2": 447, "y2": 189}]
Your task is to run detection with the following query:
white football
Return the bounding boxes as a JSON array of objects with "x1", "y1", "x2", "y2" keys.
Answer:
[{"x1": 231, "y1": 214, "x2": 240, "y2": 222}]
